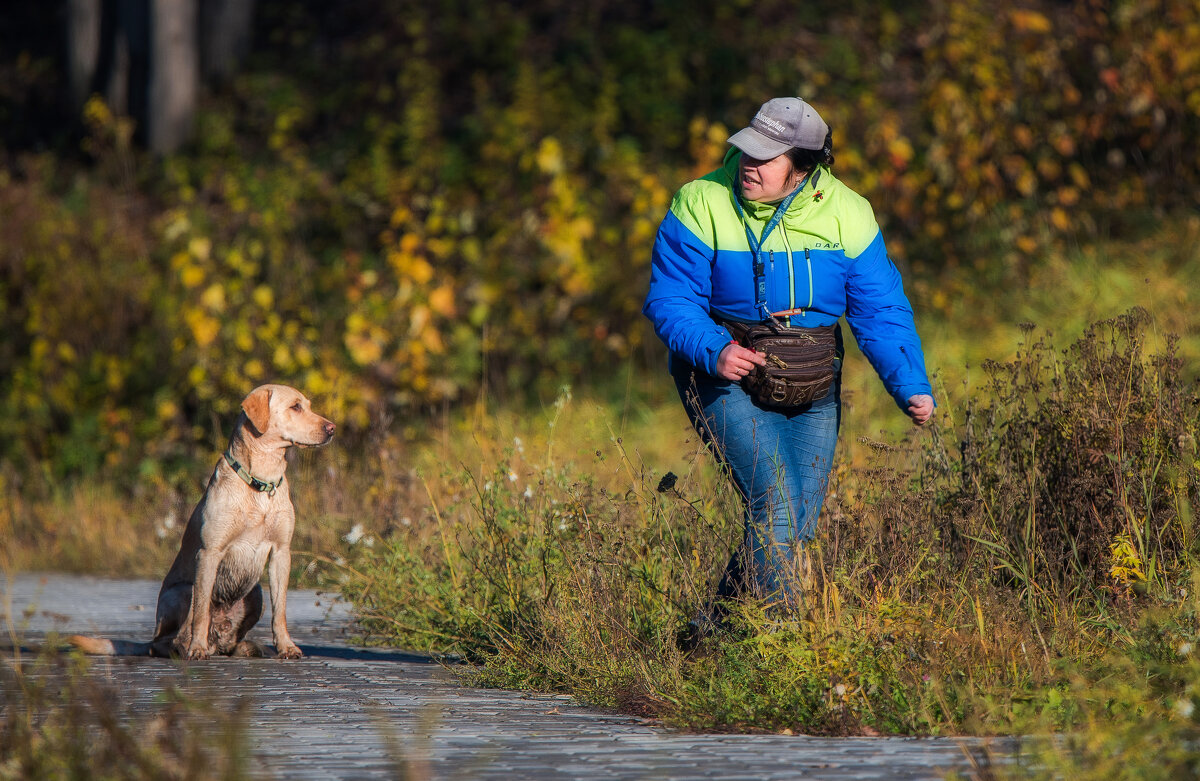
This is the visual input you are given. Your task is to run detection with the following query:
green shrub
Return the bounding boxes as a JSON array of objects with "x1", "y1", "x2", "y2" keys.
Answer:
[{"x1": 931, "y1": 309, "x2": 1199, "y2": 608}]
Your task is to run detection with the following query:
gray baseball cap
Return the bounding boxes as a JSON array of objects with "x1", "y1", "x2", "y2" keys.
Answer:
[{"x1": 727, "y1": 98, "x2": 829, "y2": 159}]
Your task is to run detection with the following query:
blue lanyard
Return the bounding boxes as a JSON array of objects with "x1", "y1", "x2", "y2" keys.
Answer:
[{"x1": 731, "y1": 172, "x2": 810, "y2": 320}]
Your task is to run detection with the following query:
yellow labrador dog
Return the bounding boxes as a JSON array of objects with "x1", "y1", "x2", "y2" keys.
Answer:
[{"x1": 69, "y1": 384, "x2": 334, "y2": 659}]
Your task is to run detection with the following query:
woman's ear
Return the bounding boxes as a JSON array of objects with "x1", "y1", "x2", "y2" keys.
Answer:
[{"x1": 241, "y1": 386, "x2": 272, "y2": 435}]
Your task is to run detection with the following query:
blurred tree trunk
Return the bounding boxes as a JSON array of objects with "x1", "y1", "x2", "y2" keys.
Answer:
[
  {"x1": 65, "y1": 0, "x2": 103, "y2": 111},
  {"x1": 200, "y1": 0, "x2": 256, "y2": 81},
  {"x1": 66, "y1": 0, "x2": 148, "y2": 131},
  {"x1": 64, "y1": 0, "x2": 256, "y2": 154},
  {"x1": 148, "y1": 0, "x2": 199, "y2": 154}
]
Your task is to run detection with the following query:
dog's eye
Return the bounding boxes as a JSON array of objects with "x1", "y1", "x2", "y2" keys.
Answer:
[{"x1": 291, "y1": 402, "x2": 302, "y2": 412}]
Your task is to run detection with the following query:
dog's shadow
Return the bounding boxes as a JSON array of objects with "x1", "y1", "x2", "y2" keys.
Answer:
[
  {"x1": 0, "y1": 639, "x2": 447, "y2": 666},
  {"x1": 294, "y1": 644, "x2": 442, "y2": 664}
]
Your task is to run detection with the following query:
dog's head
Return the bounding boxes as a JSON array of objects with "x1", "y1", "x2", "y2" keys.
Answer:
[{"x1": 240, "y1": 384, "x2": 335, "y2": 448}]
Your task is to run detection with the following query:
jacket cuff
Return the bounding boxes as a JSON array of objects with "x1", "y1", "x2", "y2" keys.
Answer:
[{"x1": 699, "y1": 327, "x2": 734, "y2": 376}]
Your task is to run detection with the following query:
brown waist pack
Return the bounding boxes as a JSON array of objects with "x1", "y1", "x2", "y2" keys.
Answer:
[{"x1": 721, "y1": 319, "x2": 838, "y2": 409}]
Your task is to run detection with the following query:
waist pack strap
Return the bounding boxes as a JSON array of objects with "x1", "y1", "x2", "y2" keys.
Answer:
[{"x1": 720, "y1": 318, "x2": 837, "y2": 347}]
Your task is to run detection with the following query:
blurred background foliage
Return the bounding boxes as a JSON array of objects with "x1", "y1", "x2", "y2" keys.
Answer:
[{"x1": 1, "y1": 0, "x2": 1198, "y2": 488}]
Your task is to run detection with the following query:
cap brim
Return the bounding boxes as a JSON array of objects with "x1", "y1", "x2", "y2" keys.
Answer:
[{"x1": 727, "y1": 127, "x2": 792, "y2": 160}]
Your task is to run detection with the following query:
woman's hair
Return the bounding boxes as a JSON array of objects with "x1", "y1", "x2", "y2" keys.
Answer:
[{"x1": 786, "y1": 129, "x2": 835, "y2": 173}]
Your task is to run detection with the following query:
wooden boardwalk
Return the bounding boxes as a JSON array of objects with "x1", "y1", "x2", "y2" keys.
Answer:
[{"x1": 3, "y1": 573, "x2": 1003, "y2": 780}]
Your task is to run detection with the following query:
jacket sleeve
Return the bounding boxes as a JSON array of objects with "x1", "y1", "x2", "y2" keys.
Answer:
[
  {"x1": 844, "y1": 229, "x2": 935, "y2": 411},
  {"x1": 642, "y1": 194, "x2": 735, "y2": 376}
]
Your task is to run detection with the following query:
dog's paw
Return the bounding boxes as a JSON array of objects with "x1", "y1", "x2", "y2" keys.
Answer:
[
  {"x1": 231, "y1": 641, "x2": 266, "y2": 658},
  {"x1": 184, "y1": 645, "x2": 210, "y2": 661},
  {"x1": 275, "y1": 644, "x2": 303, "y2": 660}
]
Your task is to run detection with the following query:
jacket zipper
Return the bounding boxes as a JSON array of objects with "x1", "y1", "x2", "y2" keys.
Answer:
[
  {"x1": 804, "y1": 248, "x2": 813, "y2": 315},
  {"x1": 783, "y1": 232, "x2": 797, "y2": 316},
  {"x1": 768, "y1": 249, "x2": 775, "y2": 314}
]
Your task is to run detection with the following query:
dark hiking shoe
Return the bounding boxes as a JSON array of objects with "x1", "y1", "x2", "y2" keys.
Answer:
[{"x1": 676, "y1": 612, "x2": 724, "y2": 657}]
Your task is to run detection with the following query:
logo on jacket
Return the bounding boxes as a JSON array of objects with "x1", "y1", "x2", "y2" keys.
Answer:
[{"x1": 812, "y1": 190, "x2": 824, "y2": 202}]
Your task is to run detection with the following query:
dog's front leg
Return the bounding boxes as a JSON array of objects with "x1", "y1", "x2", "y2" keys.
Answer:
[
  {"x1": 268, "y1": 545, "x2": 302, "y2": 659},
  {"x1": 184, "y1": 547, "x2": 221, "y2": 659}
]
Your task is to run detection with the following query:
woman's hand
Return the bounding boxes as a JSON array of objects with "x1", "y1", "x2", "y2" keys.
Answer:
[
  {"x1": 906, "y1": 394, "x2": 935, "y2": 426},
  {"x1": 716, "y1": 343, "x2": 767, "y2": 382}
]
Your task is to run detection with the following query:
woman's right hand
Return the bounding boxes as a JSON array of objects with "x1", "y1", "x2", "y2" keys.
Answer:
[
  {"x1": 906, "y1": 394, "x2": 935, "y2": 426},
  {"x1": 715, "y1": 342, "x2": 767, "y2": 382}
]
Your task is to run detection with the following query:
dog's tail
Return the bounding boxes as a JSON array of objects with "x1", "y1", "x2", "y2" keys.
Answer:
[{"x1": 65, "y1": 634, "x2": 153, "y2": 656}]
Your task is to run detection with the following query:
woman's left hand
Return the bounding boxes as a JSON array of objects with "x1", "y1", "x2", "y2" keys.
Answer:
[{"x1": 906, "y1": 394, "x2": 935, "y2": 426}]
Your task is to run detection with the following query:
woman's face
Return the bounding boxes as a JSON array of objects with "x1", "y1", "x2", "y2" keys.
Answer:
[{"x1": 739, "y1": 153, "x2": 804, "y2": 203}]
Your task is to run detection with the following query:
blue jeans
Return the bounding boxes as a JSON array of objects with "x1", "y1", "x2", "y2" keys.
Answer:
[{"x1": 672, "y1": 357, "x2": 840, "y2": 606}]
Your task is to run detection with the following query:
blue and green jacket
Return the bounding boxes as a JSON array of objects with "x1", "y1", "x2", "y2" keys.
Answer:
[{"x1": 643, "y1": 148, "x2": 933, "y2": 411}]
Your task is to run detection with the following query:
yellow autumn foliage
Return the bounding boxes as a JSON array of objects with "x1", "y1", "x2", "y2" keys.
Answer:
[{"x1": 2, "y1": 0, "x2": 1199, "y2": 481}]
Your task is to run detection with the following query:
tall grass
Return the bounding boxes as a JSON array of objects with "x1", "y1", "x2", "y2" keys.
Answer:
[
  {"x1": 329, "y1": 303, "x2": 1199, "y2": 751},
  {"x1": 0, "y1": 646, "x2": 253, "y2": 780}
]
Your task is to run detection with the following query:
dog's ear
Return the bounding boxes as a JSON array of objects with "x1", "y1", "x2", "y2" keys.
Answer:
[{"x1": 241, "y1": 386, "x2": 272, "y2": 435}]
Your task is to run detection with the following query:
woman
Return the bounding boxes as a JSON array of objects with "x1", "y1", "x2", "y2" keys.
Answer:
[{"x1": 643, "y1": 97, "x2": 935, "y2": 618}]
